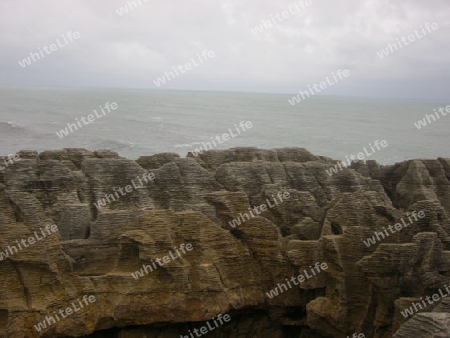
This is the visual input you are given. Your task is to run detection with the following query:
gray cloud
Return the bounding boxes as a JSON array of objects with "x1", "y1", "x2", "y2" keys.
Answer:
[{"x1": 1, "y1": 0, "x2": 449, "y2": 98}]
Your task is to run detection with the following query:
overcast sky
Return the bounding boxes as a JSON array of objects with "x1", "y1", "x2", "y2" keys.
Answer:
[{"x1": 1, "y1": 0, "x2": 449, "y2": 99}]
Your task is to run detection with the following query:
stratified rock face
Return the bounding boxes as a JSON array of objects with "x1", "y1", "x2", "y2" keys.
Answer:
[{"x1": 1, "y1": 147, "x2": 450, "y2": 337}]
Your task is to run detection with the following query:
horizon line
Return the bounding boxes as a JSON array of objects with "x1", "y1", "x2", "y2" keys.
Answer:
[{"x1": 0, "y1": 84, "x2": 445, "y2": 102}]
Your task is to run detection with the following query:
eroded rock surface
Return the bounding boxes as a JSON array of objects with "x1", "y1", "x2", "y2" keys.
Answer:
[{"x1": 1, "y1": 147, "x2": 450, "y2": 337}]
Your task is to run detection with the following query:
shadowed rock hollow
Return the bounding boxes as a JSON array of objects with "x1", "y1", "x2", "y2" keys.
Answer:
[{"x1": 1, "y1": 147, "x2": 450, "y2": 337}]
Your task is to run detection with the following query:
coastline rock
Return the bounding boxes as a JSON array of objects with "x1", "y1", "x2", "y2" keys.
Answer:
[{"x1": 1, "y1": 147, "x2": 450, "y2": 337}]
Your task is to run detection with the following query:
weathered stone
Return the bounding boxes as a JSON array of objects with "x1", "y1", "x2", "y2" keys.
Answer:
[{"x1": 0, "y1": 147, "x2": 449, "y2": 337}]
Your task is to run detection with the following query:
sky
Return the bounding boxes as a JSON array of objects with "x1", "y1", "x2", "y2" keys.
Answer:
[{"x1": 1, "y1": 0, "x2": 449, "y2": 99}]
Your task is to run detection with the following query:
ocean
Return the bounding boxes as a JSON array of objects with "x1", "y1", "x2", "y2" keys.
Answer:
[{"x1": 0, "y1": 86, "x2": 448, "y2": 164}]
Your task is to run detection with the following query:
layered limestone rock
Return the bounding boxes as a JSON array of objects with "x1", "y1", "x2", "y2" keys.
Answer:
[{"x1": 0, "y1": 147, "x2": 449, "y2": 337}]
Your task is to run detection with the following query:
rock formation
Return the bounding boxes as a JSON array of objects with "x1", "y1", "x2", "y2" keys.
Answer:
[{"x1": 1, "y1": 147, "x2": 450, "y2": 337}]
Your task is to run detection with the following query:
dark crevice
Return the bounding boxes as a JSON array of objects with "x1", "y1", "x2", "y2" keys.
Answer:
[
  {"x1": 331, "y1": 222, "x2": 343, "y2": 235},
  {"x1": 82, "y1": 308, "x2": 323, "y2": 337},
  {"x1": 283, "y1": 306, "x2": 307, "y2": 320},
  {"x1": 230, "y1": 228, "x2": 244, "y2": 239},
  {"x1": 85, "y1": 224, "x2": 91, "y2": 239},
  {"x1": 373, "y1": 205, "x2": 396, "y2": 222},
  {"x1": 375, "y1": 162, "x2": 409, "y2": 209},
  {"x1": 9, "y1": 198, "x2": 25, "y2": 223}
]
